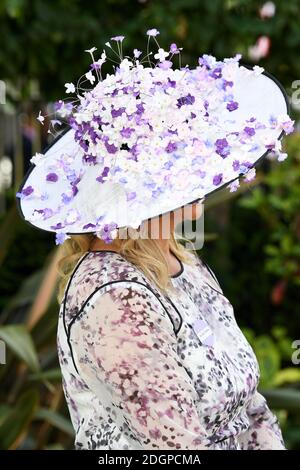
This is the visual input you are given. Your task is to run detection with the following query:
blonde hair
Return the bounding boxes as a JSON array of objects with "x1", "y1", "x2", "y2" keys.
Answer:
[{"x1": 56, "y1": 230, "x2": 196, "y2": 304}]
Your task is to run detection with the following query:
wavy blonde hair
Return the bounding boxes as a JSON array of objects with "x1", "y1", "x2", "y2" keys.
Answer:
[{"x1": 56, "y1": 230, "x2": 196, "y2": 304}]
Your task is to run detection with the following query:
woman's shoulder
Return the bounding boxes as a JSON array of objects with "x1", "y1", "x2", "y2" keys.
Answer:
[
  {"x1": 68, "y1": 250, "x2": 147, "y2": 295},
  {"x1": 61, "y1": 250, "x2": 155, "y2": 315},
  {"x1": 60, "y1": 250, "x2": 182, "y2": 340}
]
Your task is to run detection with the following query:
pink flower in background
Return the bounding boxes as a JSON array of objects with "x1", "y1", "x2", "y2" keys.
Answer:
[
  {"x1": 259, "y1": 1, "x2": 276, "y2": 19},
  {"x1": 248, "y1": 36, "x2": 271, "y2": 61}
]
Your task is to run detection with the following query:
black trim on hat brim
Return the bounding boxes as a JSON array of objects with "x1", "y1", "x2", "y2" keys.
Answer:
[{"x1": 16, "y1": 63, "x2": 290, "y2": 236}]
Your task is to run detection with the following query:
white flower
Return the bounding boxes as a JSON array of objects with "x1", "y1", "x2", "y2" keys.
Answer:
[
  {"x1": 134, "y1": 49, "x2": 142, "y2": 58},
  {"x1": 65, "y1": 82, "x2": 76, "y2": 94},
  {"x1": 65, "y1": 209, "x2": 80, "y2": 224},
  {"x1": 240, "y1": 66, "x2": 253, "y2": 77},
  {"x1": 222, "y1": 63, "x2": 238, "y2": 81},
  {"x1": 146, "y1": 28, "x2": 160, "y2": 37},
  {"x1": 228, "y1": 179, "x2": 240, "y2": 192},
  {"x1": 85, "y1": 70, "x2": 96, "y2": 84},
  {"x1": 28, "y1": 210, "x2": 44, "y2": 222},
  {"x1": 253, "y1": 65, "x2": 265, "y2": 76},
  {"x1": 277, "y1": 152, "x2": 288, "y2": 162},
  {"x1": 85, "y1": 47, "x2": 97, "y2": 54},
  {"x1": 37, "y1": 110, "x2": 45, "y2": 125},
  {"x1": 30, "y1": 152, "x2": 45, "y2": 166},
  {"x1": 119, "y1": 58, "x2": 133, "y2": 73},
  {"x1": 154, "y1": 48, "x2": 169, "y2": 62}
]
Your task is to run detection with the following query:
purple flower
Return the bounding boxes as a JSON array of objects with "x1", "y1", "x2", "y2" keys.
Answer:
[
  {"x1": 46, "y1": 172, "x2": 59, "y2": 183},
  {"x1": 126, "y1": 192, "x2": 136, "y2": 201},
  {"x1": 244, "y1": 126, "x2": 256, "y2": 136},
  {"x1": 91, "y1": 61, "x2": 103, "y2": 71},
  {"x1": 198, "y1": 54, "x2": 215, "y2": 69},
  {"x1": 55, "y1": 232, "x2": 69, "y2": 245},
  {"x1": 71, "y1": 183, "x2": 79, "y2": 197},
  {"x1": 164, "y1": 161, "x2": 173, "y2": 170},
  {"x1": 227, "y1": 101, "x2": 239, "y2": 112},
  {"x1": 41, "y1": 192, "x2": 49, "y2": 201},
  {"x1": 265, "y1": 142, "x2": 275, "y2": 150},
  {"x1": 111, "y1": 107, "x2": 126, "y2": 118},
  {"x1": 61, "y1": 193, "x2": 73, "y2": 204},
  {"x1": 170, "y1": 43, "x2": 180, "y2": 54},
  {"x1": 167, "y1": 127, "x2": 178, "y2": 135},
  {"x1": 136, "y1": 103, "x2": 145, "y2": 115},
  {"x1": 152, "y1": 187, "x2": 163, "y2": 198},
  {"x1": 43, "y1": 208, "x2": 54, "y2": 219},
  {"x1": 82, "y1": 223, "x2": 97, "y2": 230},
  {"x1": 210, "y1": 67, "x2": 222, "y2": 79},
  {"x1": 239, "y1": 161, "x2": 253, "y2": 173},
  {"x1": 105, "y1": 141, "x2": 118, "y2": 154},
  {"x1": 280, "y1": 117, "x2": 294, "y2": 135},
  {"x1": 79, "y1": 139, "x2": 89, "y2": 152},
  {"x1": 167, "y1": 77, "x2": 176, "y2": 88},
  {"x1": 177, "y1": 93, "x2": 195, "y2": 108},
  {"x1": 96, "y1": 166, "x2": 110, "y2": 183},
  {"x1": 83, "y1": 154, "x2": 97, "y2": 165},
  {"x1": 233, "y1": 160, "x2": 240, "y2": 171},
  {"x1": 21, "y1": 185, "x2": 34, "y2": 197},
  {"x1": 50, "y1": 222, "x2": 65, "y2": 230},
  {"x1": 213, "y1": 173, "x2": 223, "y2": 186},
  {"x1": 194, "y1": 169, "x2": 206, "y2": 178},
  {"x1": 222, "y1": 80, "x2": 233, "y2": 90},
  {"x1": 34, "y1": 208, "x2": 54, "y2": 220},
  {"x1": 165, "y1": 141, "x2": 178, "y2": 153},
  {"x1": 54, "y1": 100, "x2": 64, "y2": 111},
  {"x1": 120, "y1": 127, "x2": 135, "y2": 138},
  {"x1": 100, "y1": 222, "x2": 118, "y2": 244},
  {"x1": 215, "y1": 138, "x2": 230, "y2": 158}
]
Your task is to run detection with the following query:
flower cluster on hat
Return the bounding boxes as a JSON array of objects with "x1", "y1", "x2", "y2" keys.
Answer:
[{"x1": 20, "y1": 28, "x2": 294, "y2": 245}]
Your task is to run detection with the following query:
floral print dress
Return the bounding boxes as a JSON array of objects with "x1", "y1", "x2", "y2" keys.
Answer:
[{"x1": 57, "y1": 249, "x2": 286, "y2": 450}]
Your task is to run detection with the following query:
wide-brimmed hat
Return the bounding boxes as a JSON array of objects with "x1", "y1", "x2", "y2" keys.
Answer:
[{"x1": 16, "y1": 30, "x2": 294, "y2": 244}]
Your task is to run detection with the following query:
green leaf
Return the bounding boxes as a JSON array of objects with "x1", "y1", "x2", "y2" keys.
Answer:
[
  {"x1": 0, "y1": 405, "x2": 12, "y2": 427},
  {"x1": 254, "y1": 335, "x2": 281, "y2": 387},
  {"x1": 261, "y1": 388, "x2": 300, "y2": 412},
  {"x1": 0, "y1": 324, "x2": 40, "y2": 372},
  {"x1": 34, "y1": 408, "x2": 74, "y2": 436},
  {"x1": 43, "y1": 443, "x2": 65, "y2": 450},
  {"x1": 273, "y1": 368, "x2": 300, "y2": 387},
  {"x1": 0, "y1": 389, "x2": 39, "y2": 449},
  {"x1": 29, "y1": 368, "x2": 62, "y2": 382}
]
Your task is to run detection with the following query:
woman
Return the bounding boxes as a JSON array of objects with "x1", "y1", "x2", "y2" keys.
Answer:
[
  {"x1": 16, "y1": 31, "x2": 293, "y2": 449},
  {"x1": 55, "y1": 203, "x2": 286, "y2": 450}
]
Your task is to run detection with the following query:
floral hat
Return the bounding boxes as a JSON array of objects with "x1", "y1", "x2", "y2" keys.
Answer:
[{"x1": 16, "y1": 29, "x2": 294, "y2": 244}]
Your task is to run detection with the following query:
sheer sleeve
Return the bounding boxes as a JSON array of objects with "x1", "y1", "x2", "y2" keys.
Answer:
[
  {"x1": 237, "y1": 390, "x2": 286, "y2": 450},
  {"x1": 69, "y1": 282, "x2": 212, "y2": 450}
]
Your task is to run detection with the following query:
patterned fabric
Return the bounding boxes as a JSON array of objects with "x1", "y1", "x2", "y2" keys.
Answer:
[{"x1": 57, "y1": 250, "x2": 286, "y2": 450}]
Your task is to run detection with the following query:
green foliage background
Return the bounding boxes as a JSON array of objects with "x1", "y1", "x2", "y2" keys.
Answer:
[{"x1": 0, "y1": 0, "x2": 299, "y2": 450}]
